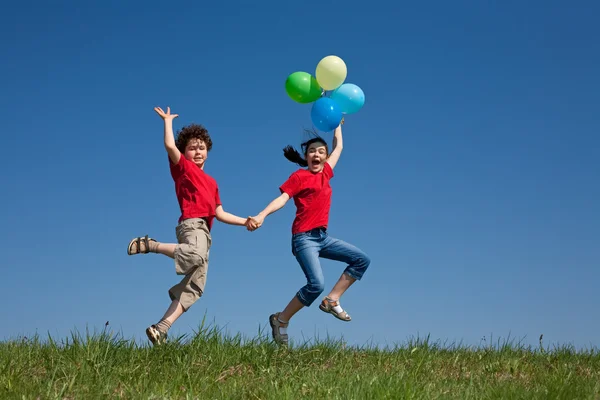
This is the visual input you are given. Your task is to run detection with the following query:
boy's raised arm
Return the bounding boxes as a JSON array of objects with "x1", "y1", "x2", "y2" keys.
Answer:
[{"x1": 154, "y1": 106, "x2": 181, "y2": 164}]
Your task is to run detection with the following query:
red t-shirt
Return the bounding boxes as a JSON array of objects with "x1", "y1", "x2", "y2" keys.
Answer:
[
  {"x1": 279, "y1": 162, "x2": 334, "y2": 235},
  {"x1": 169, "y1": 154, "x2": 221, "y2": 229}
]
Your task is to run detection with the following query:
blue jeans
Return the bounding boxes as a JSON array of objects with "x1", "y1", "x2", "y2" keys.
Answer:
[{"x1": 292, "y1": 228, "x2": 371, "y2": 307}]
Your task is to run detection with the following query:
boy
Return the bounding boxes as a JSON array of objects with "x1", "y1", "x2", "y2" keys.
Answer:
[{"x1": 127, "y1": 106, "x2": 253, "y2": 345}]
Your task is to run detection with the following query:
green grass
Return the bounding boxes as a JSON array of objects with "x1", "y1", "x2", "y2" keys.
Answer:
[{"x1": 1, "y1": 322, "x2": 599, "y2": 399}]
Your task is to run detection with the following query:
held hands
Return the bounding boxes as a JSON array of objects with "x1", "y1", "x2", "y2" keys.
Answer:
[
  {"x1": 245, "y1": 215, "x2": 264, "y2": 232},
  {"x1": 154, "y1": 106, "x2": 179, "y2": 121}
]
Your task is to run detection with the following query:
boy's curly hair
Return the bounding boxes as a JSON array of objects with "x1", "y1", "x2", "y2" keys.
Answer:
[{"x1": 175, "y1": 124, "x2": 213, "y2": 153}]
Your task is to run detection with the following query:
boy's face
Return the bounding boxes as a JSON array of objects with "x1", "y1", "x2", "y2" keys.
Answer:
[
  {"x1": 185, "y1": 138, "x2": 208, "y2": 169},
  {"x1": 305, "y1": 142, "x2": 328, "y2": 173}
]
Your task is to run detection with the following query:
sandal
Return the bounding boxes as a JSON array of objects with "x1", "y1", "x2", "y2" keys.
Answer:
[
  {"x1": 269, "y1": 312, "x2": 288, "y2": 346},
  {"x1": 127, "y1": 235, "x2": 156, "y2": 255},
  {"x1": 146, "y1": 324, "x2": 167, "y2": 346},
  {"x1": 319, "y1": 297, "x2": 351, "y2": 321}
]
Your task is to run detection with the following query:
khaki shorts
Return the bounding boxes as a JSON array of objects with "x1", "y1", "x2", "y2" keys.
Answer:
[{"x1": 168, "y1": 218, "x2": 211, "y2": 311}]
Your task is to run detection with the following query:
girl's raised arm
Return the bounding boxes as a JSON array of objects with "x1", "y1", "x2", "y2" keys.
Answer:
[{"x1": 326, "y1": 122, "x2": 344, "y2": 169}]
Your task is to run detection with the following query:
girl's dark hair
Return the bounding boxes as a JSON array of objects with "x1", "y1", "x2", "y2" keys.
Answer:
[
  {"x1": 283, "y1": 129, "x2": 328, "y2": 167},
  {"x1": 175, "y1": 123, "x2": 213, "y2": 153}
]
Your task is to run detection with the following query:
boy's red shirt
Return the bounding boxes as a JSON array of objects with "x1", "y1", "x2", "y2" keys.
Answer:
[
  {"x1": 279, "y1": 162, "x2": 334, "y2": 235},
  {"x1": 169, "y1": 154, "x2": 221, "y2": 229}
]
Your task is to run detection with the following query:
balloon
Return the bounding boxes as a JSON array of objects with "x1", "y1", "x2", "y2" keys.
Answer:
[
  {"x1": 311, "y1": 97, "x2": 343, "y2": 132},
  {"x1": 330, "y1": 83, "x2": 365, "y2": 114},
  {"x1": 285, "y1": 72, "x2": 322, "y2": 103},
  {"x1": 315, "y1": 55, "x2": 347, "y2": 90}
]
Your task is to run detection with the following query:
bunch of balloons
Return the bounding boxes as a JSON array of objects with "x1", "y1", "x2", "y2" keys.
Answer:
[{"x1": 285, "y1": 55, "x2": 365, "y2": 132}]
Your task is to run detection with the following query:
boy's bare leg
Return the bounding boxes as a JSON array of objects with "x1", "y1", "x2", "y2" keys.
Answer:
[
  {"x1": 155, "y1": 243, "x2": 176, "y2": 258},
  {"x1": 148, "y1": 300, "x2": 184, "y2": 344},
  {"x1": 161, "y1": 299, "x2": 185, "y2": 324},
  {"x1": 128, "y1": 237, "x2": 176, "y2": 258}
]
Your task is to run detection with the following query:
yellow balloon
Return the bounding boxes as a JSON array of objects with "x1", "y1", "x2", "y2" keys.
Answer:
[{"x1": 316, "y1": 55, "x2": 347, "y2": 90}]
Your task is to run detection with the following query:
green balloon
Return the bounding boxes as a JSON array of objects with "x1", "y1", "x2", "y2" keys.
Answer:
[{"x1": 285, "y1": 72, "x2": 322, "y2": 104}]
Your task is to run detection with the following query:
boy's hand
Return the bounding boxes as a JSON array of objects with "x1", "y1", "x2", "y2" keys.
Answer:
[
  {"x1": 245, "y1": 215, "x2": 263, "y2": 231},
  {"x1": 154, "y1": 106, "x2": 179, "y2": 121},
  {"x1": 245, "y1": 217, "x2": 256, "y2": 231},
  {"x1": 250, "y1": 215, "x2": 264, "y2": 231}
]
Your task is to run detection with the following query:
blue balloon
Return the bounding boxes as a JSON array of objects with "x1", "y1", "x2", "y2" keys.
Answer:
[
  {"x1": 330, "y1": 83, "x2": 365, "y2": 114},
  {"x1": 310, "y1": 97, "x2": 343, "y2": 132}
]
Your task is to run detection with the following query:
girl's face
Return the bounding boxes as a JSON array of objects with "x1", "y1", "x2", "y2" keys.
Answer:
[
  {"x1": 305, "y1": 141, "x2": 328, "y2": 173},
  {"x1": 185, "y1": 138, "x2": 208, "y2": 169}
]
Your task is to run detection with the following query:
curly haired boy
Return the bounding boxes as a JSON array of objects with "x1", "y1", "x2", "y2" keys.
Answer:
[{"x1": 127, "y1": 106, "x2": 254, "y2": 345}]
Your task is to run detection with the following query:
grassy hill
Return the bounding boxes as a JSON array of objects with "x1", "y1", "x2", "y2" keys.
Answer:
[{"x1": 1, "y1": 323, "x2": 599, "y2": 399}]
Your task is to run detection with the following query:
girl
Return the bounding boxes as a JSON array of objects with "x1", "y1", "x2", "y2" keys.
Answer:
[{"x1": 249, "y1": 122, "x2": 371, "y2": 346}]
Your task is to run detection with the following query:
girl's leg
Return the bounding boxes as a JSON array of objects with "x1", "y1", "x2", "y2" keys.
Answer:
[
  {"x1": 270, "y1": 296, "x2": 304, "y2": 345},
  {"x1": 278, "y1": 241, "x2": 325, "y2": 323},
  {"x1": 270, "y1": 236, "x2": 324, "y2": 345},
  {"x1": 320, "y1": 236, "x2": 370, "y2": 300},
  {"x1": 279, "y1": 296, "x2": 305, "y2": 323},
  {"x1": 328, "y1": 272, "x2": 357, "y2": 301},
  {"x1": 293, "y1": 242, "x2": 326, "y2": 310}
]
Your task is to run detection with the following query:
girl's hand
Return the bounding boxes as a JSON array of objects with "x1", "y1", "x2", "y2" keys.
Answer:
[
  {"x1": 246, "y1": 215, "x2": 264, "y2": 231},
  {"x1": 245, "y1": 217, "x2": 258, "y2": 231},
  {"x1": 154, "y1": 106, "x2": 179, "y2": 121},
  {"x1": 252, "y1": 215, "x2": 264, "y2": 228}
]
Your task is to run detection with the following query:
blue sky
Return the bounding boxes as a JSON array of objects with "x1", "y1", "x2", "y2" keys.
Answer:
[{"x1": 1, "y1": 1, "x2": 599, "y2": 349}]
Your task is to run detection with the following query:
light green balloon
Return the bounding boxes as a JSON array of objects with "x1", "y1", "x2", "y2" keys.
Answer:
[
  {"x1": 316, "y1": 55, "x2": 347, "y2": 90},
  {"x1": 285, "y1": 72, "x2": 322, "y2": 104}
]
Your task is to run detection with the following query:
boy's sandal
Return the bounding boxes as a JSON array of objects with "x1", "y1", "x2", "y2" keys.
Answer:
[
  {"x1": 319, "y1": 297, "x2": 351, "y2": 321},
  {"x1": 146, "y1": 325, "x2": 167, "y2": 346},
  {"x1": 127, "y1": 235, "x2": 156, "y2": 255},
  {"x1": 269, "y1": 313, "x2": 289, "y2": 346}
]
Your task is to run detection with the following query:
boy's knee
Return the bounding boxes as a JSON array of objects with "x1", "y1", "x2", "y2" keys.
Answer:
[
  {"x1": 189, "y1": 251, "x2": 207, "y2": 267},
  {"x1": 174, "y1": 246, "x2": 207, "y2": 276}
]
